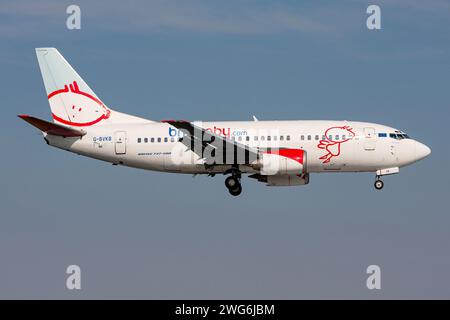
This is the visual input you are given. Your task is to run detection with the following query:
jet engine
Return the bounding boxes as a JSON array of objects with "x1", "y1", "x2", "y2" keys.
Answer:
[{"x1": 252, "y1": 149, "x2": 306, "y2": 175}]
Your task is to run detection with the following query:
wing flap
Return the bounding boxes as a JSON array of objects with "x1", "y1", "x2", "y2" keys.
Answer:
[{"x1": 18, "y1": 115, "x2": 86, "y2": 137}]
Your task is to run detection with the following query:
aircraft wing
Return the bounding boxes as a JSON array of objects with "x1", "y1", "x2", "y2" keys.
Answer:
[
  {"x1": 162, "y1": 120, "x2": 258, "y2": 165},
  {"x1": 18, "y1": 115, "x2": 86, "y2": 137}
]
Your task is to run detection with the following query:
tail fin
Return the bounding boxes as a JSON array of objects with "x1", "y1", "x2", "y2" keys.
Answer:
[{"x1": 35, "y1": 48, "x2": 151, "y2": 127}]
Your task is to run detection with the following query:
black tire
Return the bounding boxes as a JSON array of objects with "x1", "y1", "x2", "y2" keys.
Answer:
[
  {"x1": 374, "y1": 180, "x2": 384, "y2": 190},
  {"x1": 229, "y1": 184, "x2": 242, "y2": 196},
  {"x1": 225, "y1": 176, "x2": 238, "y2": 189}
]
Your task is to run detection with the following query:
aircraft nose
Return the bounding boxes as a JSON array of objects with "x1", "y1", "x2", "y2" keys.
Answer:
[{"x1": 415, "y1": 141, "x2": 431, "y2": 161}]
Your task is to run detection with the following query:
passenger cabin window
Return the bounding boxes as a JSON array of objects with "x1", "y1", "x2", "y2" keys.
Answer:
[
  {"x1": 300, "y1": 135, "x2": 305, "y2": 141},
  {"x1": 246, "y1": 136, "x2": 250, "y2": 141},
  {"x1": 273, "y1": 136, "x2": 277, "y2": 141},
  {"x1": 157, "y1": 137, "x2": 161, "y2": 143},
  {"x1": 261, "y1": 136, "x2": 265, "y2": 141},
  {"x1": 286, "y1": 135, "x2": 290, "y2": 141},
  {"x1": 254, "y1": 136, "x2": 258, "y2": 141},
  {"x1": 151, "y1": 137, "x2": 155, "y2": 143},
  {"x1": 307, "y1": 135, "x2": 311, "y2": 141},
  {"x1": 164, "y1": 137, "x2": 168, "y2": 143},
  {"x1": 280, "y1": 136, "x2": 284, "y2": 141},
  {"x1": 267, "y1": 136, "x2": 271, "y2": 141},
  {"x1": 137, "y1": 138, "x2": 142, "y2": 143},
  {"x1": 170, "y1": 137, "x2": 175, "y2": 142},
  {"x1": 315, "y1": 135, "x2": 319, "y2": 140}
]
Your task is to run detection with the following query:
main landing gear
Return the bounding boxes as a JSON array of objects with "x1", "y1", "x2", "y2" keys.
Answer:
[
  {"x1": 225, "y1": 172, "x2": 242, "y2": 196},
  {"x1": 374, "y1": 177, "x2": 384, "y2": 190}
]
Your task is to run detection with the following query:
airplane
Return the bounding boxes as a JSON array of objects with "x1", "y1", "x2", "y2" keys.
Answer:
[{"x1": 19, "y1": 48, "x2": 431, "y2": 196}]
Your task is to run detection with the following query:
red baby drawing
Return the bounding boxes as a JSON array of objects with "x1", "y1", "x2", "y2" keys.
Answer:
[
  {"x1": 317, "y1": 126, "x2": 355, "y2": 163},
  {"x1": 48, "y1": 81, "x2": 110, "y2": 127}
]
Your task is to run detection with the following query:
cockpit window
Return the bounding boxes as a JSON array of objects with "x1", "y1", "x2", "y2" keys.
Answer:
[{"x1": 389, "y1": 133, "x2": 410, "y2": 140}]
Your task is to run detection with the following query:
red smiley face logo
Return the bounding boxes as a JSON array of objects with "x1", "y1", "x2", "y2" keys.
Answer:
[{"x1": 48, "y1": 81, "x2": 110, "y2": 127}]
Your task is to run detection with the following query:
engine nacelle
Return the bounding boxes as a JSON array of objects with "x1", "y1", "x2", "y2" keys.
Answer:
[
  {"x1": 250, "y1": 173, "x2": 310, "y2": 186},
  {"x1": 266, "y1": 173, "x2": 309, "y2": 186},
  {"x1": 254, "y1": 149, "x2": 306, "y2": 175}
]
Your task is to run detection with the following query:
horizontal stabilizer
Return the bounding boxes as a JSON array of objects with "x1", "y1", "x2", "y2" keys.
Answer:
[{"x1": 18, "y1": 115, "x2": 86, "y2": 137}]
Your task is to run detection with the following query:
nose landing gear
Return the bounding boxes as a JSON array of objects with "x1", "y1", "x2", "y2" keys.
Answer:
[
  {"x1": 225, "y1": 172, "x2": 242, "y2": 196},
  {"x1": 373, "y1": 168, "x2": 400, "y2": 190},
  {"x1": 374, "y1": 177, "x2": 384, "y2": 190}
]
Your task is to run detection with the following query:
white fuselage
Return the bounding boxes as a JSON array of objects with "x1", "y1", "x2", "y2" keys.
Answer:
[{"x1": 45, "y1": 120, "x2": 430, "y2": 175}]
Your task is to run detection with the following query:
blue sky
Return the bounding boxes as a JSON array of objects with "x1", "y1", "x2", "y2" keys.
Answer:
[{"x1": 0, "y1": 0, "x2": 449, "y2": 298}]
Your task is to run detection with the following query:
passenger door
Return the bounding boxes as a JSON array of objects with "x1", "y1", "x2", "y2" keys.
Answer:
[
  {"x1": 363, "y1": 127, "x2": 376, "y2": 151},
  {"x1": 114, "y1": 131, "x2": 127, "y2": 155}
]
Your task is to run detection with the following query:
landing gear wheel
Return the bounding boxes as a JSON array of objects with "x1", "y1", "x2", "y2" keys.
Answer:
[
  {"x1": 374, "y1": 179, "x2": 384, "y2": 190},
  {"x1": 225, "y1": 176, "x2": 239, "y2": 189},
  {"x1": 225, "y1": 169, "x2": 242, "y2": 196},
  {"x1": 229, "y1": 184, "x2": 242, "y2": 196}
]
